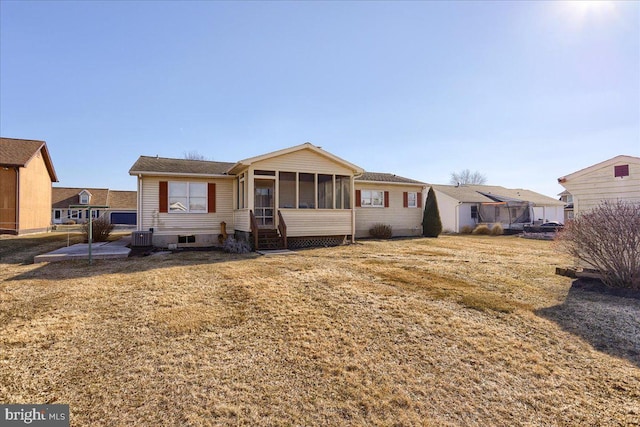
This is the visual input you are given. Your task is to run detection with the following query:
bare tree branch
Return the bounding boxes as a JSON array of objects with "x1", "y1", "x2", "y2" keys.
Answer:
[
  {"x1": 449, "y1": 169, "x2": 487, "y2": 185},
  {"x1": 555, "y1": 200, "x2": 640, "y2": 289},
  {"x1": 183, "y1": 150, "x2": 208, "y2": 160}
]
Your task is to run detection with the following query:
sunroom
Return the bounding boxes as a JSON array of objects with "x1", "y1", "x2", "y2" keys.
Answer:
[{"x1": 228, "y1": 143, "x2": 363, "y2": 249}]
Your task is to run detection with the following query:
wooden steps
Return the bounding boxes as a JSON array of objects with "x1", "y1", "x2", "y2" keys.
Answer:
[{"x1": 255, "y1": 228, "x2": 284, "y2": 250}]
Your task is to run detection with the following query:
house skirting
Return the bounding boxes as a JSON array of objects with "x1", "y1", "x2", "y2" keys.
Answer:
[
  {"x1": 152, "y1": 232, "x2": 223, "y2": 248},
  {"x1": 287, "y1": 235, "x2": 348, "y2": 249}
]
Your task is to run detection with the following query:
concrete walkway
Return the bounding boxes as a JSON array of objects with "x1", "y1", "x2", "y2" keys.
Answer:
[{"x1": 34, "y1": 236, "x2": 131, "y2": 263}]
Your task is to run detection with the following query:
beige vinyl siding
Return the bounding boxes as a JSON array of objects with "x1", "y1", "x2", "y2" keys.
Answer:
[
  {"x1": 562, "y1": 159, "x2": 640, "y2": 215},
  {"x1": 233, "y1": 209, "x2": 251, "y2": 232},
  {"x1": 140, "y1": 176, "x2": 234, "y2": 235},
  {"x1": 18, "y1": 151, "x2": 52, "y2": 233},
  {"x1": 279, "y1": 210, "x2": 352, "y2": 236},
  {"x1": 355, "y1": 183, "x2": 424, "y2": 238},
  {"x1": 250, "y1": 149, "x2": 355, "y2": 175},
  {"x1": 433, "y1": 189, "x2": 463, "y2": 233}
]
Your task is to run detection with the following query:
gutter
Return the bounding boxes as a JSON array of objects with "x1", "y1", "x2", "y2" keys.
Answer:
[
  {"x1": 128, "y1": 171, "x2": 234, "y2": 179},
  {"x1": 355, "y1": 180, "x2": 425, "y2": 186}
]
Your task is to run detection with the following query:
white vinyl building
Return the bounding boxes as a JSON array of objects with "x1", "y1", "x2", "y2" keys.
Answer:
[{"x1": 430, "y1": 184, "x2": 565, "y2": 233}]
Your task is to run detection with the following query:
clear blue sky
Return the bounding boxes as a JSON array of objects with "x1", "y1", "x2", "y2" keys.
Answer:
[{"x1": 1, "y1": 0, "x2": 638, "y2": 198}]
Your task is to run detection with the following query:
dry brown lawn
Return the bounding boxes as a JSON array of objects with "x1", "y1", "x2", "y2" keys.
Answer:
[{"x1": 1, "y1": 234, "x2": 638, "y2": 426}]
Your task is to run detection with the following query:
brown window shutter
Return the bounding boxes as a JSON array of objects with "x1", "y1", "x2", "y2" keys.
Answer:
[
  {"x1": 417, "y1": 192, "x2": 423, "y2": 208},
  {"x1": 384, "y1": 191, "x2": 389, "y2": 208},
  {"x1": 403, "y1": 192, "x2": 408, "y2": 208},
  {"x1": 614, "y1": 164, "x2": 629, "y2": 178},
  {"x1": 159, "y1": 181, "x2": 168, "y2": 213},
  {"x1": 355, "y1": 190, "x2": 361, "y2": 207},
  {"x1": 208, "y1": 183, "x2": 216, "y2": 213}
]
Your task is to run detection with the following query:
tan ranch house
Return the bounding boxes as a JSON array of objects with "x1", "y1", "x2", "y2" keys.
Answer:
[{"x1": 129, "y1": 143, "x2": 426, "y2": 249}]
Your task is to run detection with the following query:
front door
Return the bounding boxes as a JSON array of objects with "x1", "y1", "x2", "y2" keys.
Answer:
[{"x1": 254, "y1": 179, "x2": 274, "y2": 228}]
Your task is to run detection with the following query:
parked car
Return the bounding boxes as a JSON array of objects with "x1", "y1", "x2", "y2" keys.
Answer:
[
  {"x1": 523, "y1": 221, "x2": 564, "y2": 233},
  {"x1": 540, "y1": 221, "x2": 564, "y2": 229}
]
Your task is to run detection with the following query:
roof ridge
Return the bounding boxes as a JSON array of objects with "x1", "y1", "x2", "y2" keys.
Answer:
[{"x1": 138, "y1": 155, "x2": 233, "y2": 164}]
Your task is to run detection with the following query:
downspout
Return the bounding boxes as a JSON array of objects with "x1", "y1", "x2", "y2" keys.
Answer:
[
  {"x1": 352, "y1": 172, "x2": 363, "y2": 243},
  {"x1": 15, "y1": 167, "x2": 20, "y2": 233},
  {"x1": 455, "y1": 202, "x2": 460, "y2": 233},
  {"x1": 138, "y1": 174, "x2": 143, "y2": 231}
]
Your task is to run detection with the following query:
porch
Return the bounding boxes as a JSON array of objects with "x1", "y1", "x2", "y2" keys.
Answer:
[{"x1": 234, "y1": 208, "x2": 354, "y2": 250}]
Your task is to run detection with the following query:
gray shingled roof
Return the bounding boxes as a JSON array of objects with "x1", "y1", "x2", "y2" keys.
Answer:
[
  {"x1": 357, "y1": 172, "x2": 425, "y2": 185},
  {"x1": 129, "y1": 156, "x2": 235, "y2": 176},
  {"x1": 0, "y1": 137, "x2": 58, "y2": 181},
  {"x1": 431, "y1": 184, "x2": 565, "y2": 206}
]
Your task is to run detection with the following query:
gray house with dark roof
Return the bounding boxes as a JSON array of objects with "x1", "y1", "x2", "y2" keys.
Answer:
[{"x1": 129, "y1": 143, "x2": 426, "y2": 249}]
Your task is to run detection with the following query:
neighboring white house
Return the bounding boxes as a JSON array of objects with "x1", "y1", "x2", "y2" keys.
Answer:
[
  {"x1": 558, "y1": 190, "x2": 574, "y2": 222},
  {"x1": 52, "y1": 187, "x2": 137, "y2": 225},
  {"x1": 557, "y1": 155, "x2": 640, "y2": 216},
  {"x1": 430, "y1": 184, "x2": 566, "y2": 233},
  {"x1": 129, "y1": 143, "x2": 426, "y2": 249}
]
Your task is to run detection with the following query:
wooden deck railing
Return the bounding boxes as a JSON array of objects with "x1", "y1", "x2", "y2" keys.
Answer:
[
  {"x1": 249, "y1": 210, "x2": 259, "y2": 249},
  {"x1": 277, "y1": 210, "x2": 287, "y2": 249}
]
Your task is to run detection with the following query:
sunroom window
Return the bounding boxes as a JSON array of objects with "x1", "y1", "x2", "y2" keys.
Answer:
[
  {"x1": 317, "y1": 174, "x2": 333, "y2": 209},
  {"x1": 336, "y1": 175, "x2": 351, "y2": 209},
  {"x1": 298, "y1": 173, "x2": 315, "y2": 208},
  {"x1": 279, "y1": 172, "x2": 296, "y2": 208}
]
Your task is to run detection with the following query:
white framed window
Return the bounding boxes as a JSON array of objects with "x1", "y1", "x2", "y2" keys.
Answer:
[
  {"x1": 80, "y1": 194, "x2": 89, "y2": 204},
  {"x1": 361, "y1": 190, "x2": 384, "y2": 208},
  {"x1": 169, "y1": 182, "x2": 207, "y2": 213},
  {"x1": 407, "y1": 192, "x2": 417, "y2": 208}
]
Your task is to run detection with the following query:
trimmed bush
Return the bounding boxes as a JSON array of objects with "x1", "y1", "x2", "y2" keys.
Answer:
[
  {"x1": 472, "y1": 225, "x2": 491, "y2": 235},
  {"x1": 369, "y1": 223, "x2": 393, "y2": 239},
  {"x1": 460, "y1": 225, "x2": 474, "y2": 234},
  {"x1": 223, "y1": 237, "x2": 252, "y2": 254},
  {"x1": 81, "y1": 217, "x2": 114, "y2": 242},
  {"x1": 422, "y1": 187, "x2": 443, "y2": 237},
  {"x1": 490, "y1": 223, "x2": 504, "y2": 236}
]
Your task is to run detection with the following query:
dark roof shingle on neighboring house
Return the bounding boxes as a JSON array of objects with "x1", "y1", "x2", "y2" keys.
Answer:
[
  {"x1": 52, "y1": 188, "x2": 110, "y2": 208},
  {"x1": 107, "y1": 190, "x2": 137, "y2": 209},
  {"x1": 129, "y1": 156, "x2": 235, "y2": 176},
  {"x1": 431, "y1": 184, "x2": 565, "y2": 206},
  {"x1": 357, "y1": 172, "x2": 425, "y2": 185},
  {"x1": 0, "y1": 137, "x2": 58, "y2": 181},
  {"x1": 52, "y1": 188, "x2": 137, "y2": 209}
]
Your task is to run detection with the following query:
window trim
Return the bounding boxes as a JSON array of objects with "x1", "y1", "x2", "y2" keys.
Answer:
[
  {"x1": 168, "y1": 181, "x2": 208, "y2": 214},
  {"x1": 407, "y1": 191, "x2": 417, "y2": 208},
  {"x1": 361, "y1": 190, "x2": 385, "y2": 208}
]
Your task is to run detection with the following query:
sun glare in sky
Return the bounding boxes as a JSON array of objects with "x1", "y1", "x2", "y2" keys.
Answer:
[{"x1": 559, "y1": 0, "x2": 618, "y2": 28}]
